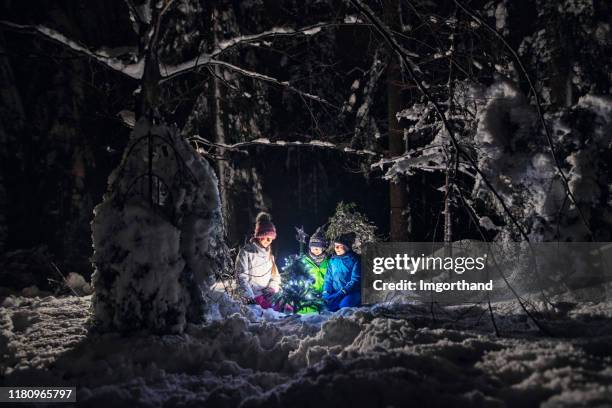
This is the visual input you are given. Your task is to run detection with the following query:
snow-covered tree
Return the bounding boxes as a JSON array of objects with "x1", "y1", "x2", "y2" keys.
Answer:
[
  {"x1": 0, "y1": 0, "x2": 351, "y2": 331},
  {"x1": 363, "y1": 0, "x2": 611, "y2": 244},
  {"x1": 91, "y1": 118, "x2": 230, "y2": 333}
]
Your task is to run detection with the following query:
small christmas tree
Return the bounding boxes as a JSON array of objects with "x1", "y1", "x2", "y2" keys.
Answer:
[{"x1": 273, "y1": 227, "x2": 324, "y2": 313}]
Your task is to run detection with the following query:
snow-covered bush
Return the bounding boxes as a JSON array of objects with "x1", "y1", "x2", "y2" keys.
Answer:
[
  {"x1": 549, "y1": 94, "x2": 612, "y2": 240},
  {"x1": 470, "y1": 78, "x2": 559, "y2": 240},
  {"x1": 471, "y1": 79, "x2": 612, "y2": 241},
  {"x1": 91, "y1": 118, "x2": 232, "y2": 333}
]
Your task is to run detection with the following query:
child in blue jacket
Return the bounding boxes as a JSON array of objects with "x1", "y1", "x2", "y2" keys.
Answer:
[{"x1": 322, "y1": 233, "x2": 361, "y2": 311}]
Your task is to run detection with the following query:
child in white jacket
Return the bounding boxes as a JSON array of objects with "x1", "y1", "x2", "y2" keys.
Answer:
[{"x1": 235, "y1": 212, "x2": 281, "y2": 308}]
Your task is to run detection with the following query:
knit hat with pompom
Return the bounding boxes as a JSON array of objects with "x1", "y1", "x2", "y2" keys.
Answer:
[
  {"x1": 254, "y1": 212, "x2": 277, "y2": 239},
  {"x1": 309, "y1": 227, "x2": 328, "y2": 249}
]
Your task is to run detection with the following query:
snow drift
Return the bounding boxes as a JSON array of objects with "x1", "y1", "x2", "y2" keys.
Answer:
[{"x1": 1, "y1": 295, "x2": 611, "y2": 407}]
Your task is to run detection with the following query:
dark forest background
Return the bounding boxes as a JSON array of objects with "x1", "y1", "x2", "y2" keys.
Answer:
[{"x1": 0, "y1": 0, "x2": 610, "y2": 285}]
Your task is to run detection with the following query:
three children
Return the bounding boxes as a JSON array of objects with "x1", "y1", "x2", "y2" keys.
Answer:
[{"x1": 234, "y1": 213, "x2": 361, "y2": 313}]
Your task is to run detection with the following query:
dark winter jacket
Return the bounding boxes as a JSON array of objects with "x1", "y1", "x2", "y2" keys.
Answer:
[{"x1": 323, "y1": 251, "x2": 360, "y2": 296}]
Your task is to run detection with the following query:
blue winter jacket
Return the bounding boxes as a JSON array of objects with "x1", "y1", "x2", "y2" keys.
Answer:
[{"x1": 323, "y1": 251, "x2": 361, "y2": 295}]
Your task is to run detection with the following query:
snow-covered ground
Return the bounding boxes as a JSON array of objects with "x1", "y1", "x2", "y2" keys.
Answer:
[{"x1": 1, "y1": 294, "x2": 611, "y2": 407}]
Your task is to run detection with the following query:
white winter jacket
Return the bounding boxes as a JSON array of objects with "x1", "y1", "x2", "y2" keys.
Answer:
[{"x1": 235, "y1": 241, "x2": 281, "y2": 299}]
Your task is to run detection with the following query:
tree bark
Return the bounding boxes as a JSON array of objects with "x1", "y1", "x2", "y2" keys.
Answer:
[
  {"x1": 384, "y1": 0, "x2": 410, "y2": 241},
  {"x1": 211, "y1": 6, "x2": 232, "y2": 238}
]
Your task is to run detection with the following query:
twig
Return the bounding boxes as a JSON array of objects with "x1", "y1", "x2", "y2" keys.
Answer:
[
  {"x1": 49, "y1": 262, "x2": 80, "y2": 297},
  {"x1": 195, "y1": 59, "x2": 336, "y2": 108}
]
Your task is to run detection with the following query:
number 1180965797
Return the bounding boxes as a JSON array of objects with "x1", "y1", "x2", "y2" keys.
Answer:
[{"x1": 1, "y1": 387, "x2": 76, "y2": 403}]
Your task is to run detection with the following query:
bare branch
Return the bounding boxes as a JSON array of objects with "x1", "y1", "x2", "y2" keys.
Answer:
[
  {"x1": 188, "y1": 135, "x2": 379, "y2": 157},
  {"x1": 159, "y1": 23, "x2": 332, "y2": 81},
  {"x1": 159, "y1": 0, "x2": 176, "y2": 18},
  {"x1": 373, "y1": 149, "x2": 475, "y2": 178},
  {"x1": 151, "y1": 0, "x2": 176, "y2": 53},
  {"x1": 0, "y1": 20, "x2": 143, "y2": 79},
  {"x1": 211, "y1": 22, "x2": 330, "y2": 57},
  {"x1": 165, "y1": 59, "x2": 336, "y2": 107}
]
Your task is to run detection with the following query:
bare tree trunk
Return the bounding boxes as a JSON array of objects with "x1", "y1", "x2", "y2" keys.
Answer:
[
  {"x1": 384, "y1": 0, "x2": 410, "y2": 241},
  {"x1": 211, "y1": 7, "x2": 231, "y2": 236},
  {"x1": 133, "y1": 1, "x2": 168, "y2": 119},
  {"x1": 213, "y1": 68, "x2": 229, "y2": 228}
]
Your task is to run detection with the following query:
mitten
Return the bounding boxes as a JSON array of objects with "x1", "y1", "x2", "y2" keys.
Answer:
[{"x1": 325, "y1": 291, "x2": 343, "y2": 304}]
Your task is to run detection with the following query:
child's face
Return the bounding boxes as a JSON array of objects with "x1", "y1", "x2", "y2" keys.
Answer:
[
  {"x1": 258, "y1": 236, "x2": 274, "y2": 248},
  {"x1": 334, "y1": 243, "x2": 346, "y2": 256},
  {"x1": 310, "y1": 246, "x2": 324, "y2": 256}
]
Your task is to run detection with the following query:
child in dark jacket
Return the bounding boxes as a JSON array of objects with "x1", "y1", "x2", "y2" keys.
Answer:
[{"x1": 322, "y1": 233, "x2": 361, "y2": 311}]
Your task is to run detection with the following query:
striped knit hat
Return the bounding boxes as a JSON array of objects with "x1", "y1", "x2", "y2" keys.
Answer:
[{"x1": 309, "y1": 227, "x2": 328, "y2": 249}]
